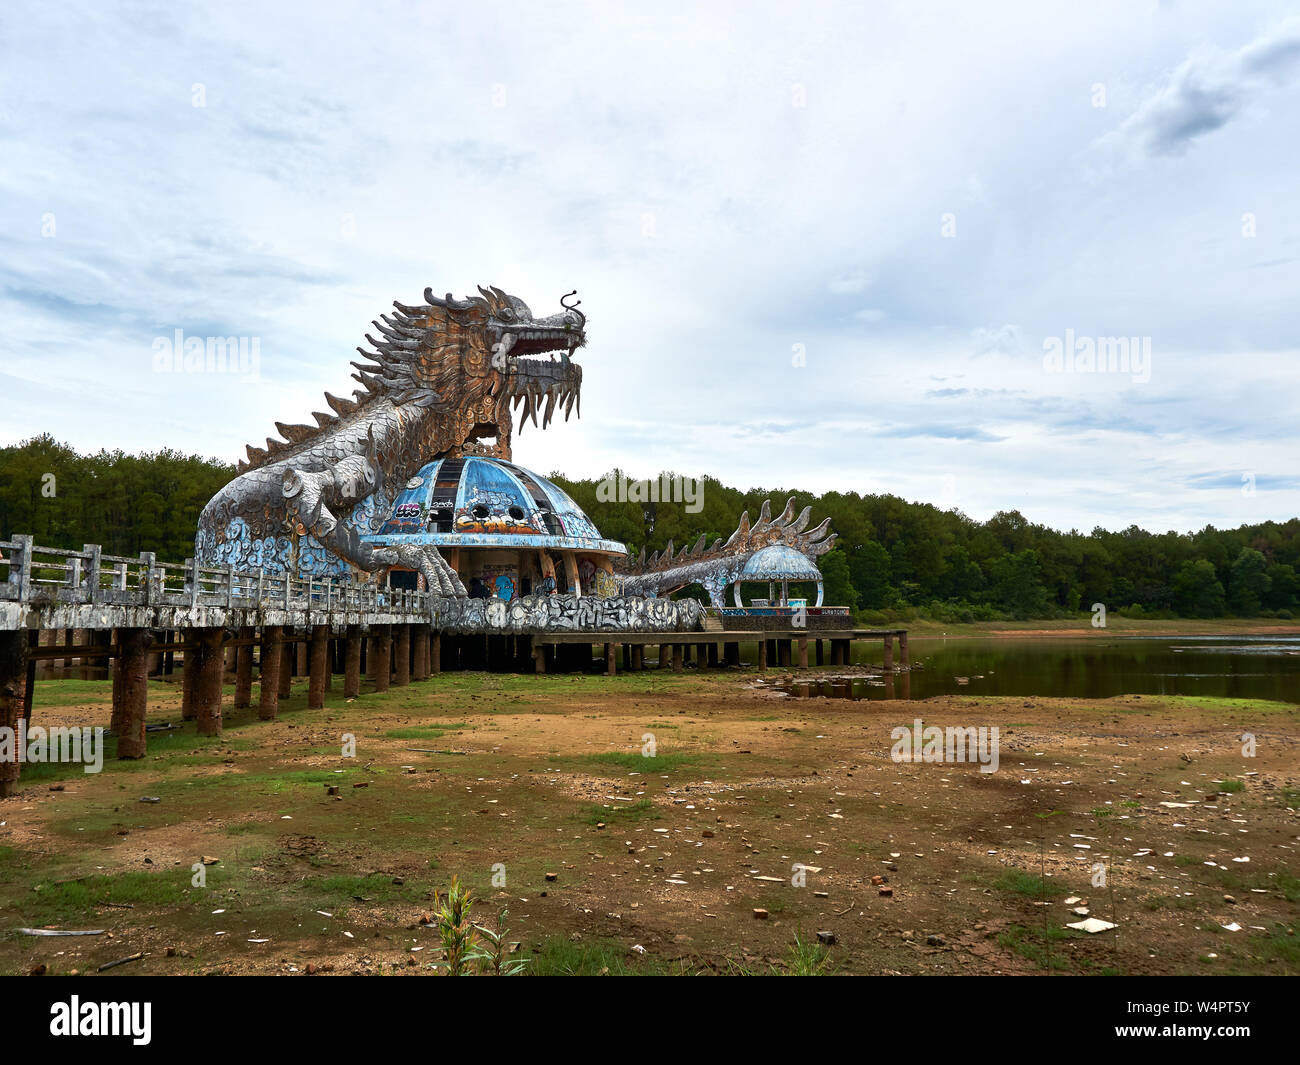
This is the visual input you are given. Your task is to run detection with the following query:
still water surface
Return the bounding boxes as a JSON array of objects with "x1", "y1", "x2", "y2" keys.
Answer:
[{"x1": 779, "y1": 635, "x2": 1300, "y2": 702}]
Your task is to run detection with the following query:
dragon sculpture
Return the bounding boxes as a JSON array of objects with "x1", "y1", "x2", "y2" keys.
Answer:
[
  {"x1": 618, "y1": 497, "x2": 837, "y2": 607},
  {"x1": 194, "y1": 286, "x2": 586, "y2": 591}
]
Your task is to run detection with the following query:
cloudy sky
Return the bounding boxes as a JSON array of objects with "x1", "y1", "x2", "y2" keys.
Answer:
[{"x1": 2, "y1": 0, "x2": 1298, "y2": 534}]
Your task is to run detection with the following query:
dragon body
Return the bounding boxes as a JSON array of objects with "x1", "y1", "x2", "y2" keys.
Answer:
[
  {"x1": 194, "y1": 286, "x2": 585, "y2": 591},
  {"x1": 618, "y1": 498, "x2": 837, "y2": 607}
]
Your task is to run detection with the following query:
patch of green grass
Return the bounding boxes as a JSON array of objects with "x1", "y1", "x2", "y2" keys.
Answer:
[
  {"x1": 579, "y1": 799, "x2": 660, "y2": 825},
  {"x1": 383, "y1": 722, "x2": 471, "y2": 740},
  {"x1": 991, "y1": 869, "x2": 1055, "y2": 900},
  {"x1": 997, "y1": 923, "x2": 1080, "y2": 972},
  {"x1": 576, "y1": 751, "x2": 697, "y2": 772},
  {"x1": 784, "y1": 931, "x2": 835, "y2": 975},
  {"x1": 1142, "y1": 894, "x2": 1198, "y2": 912},
  {"x1": 1244, "y1": 924, "x2": 1300, "y2": 969},
  {"x1": 529, "y1": 936, "x2": 687, "y2": 975},
  {"x1": 19, "y1": 867, "x2": 208, "y2": 926},
  {"x1": 1217, "y1": 778, "x2": 1244, "y2": 793},
  {"x1": 299, "y1": 872, "x2": 430, "y2": 907}
]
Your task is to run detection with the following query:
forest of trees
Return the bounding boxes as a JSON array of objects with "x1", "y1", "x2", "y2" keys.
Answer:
[{"x1": 2, "y1": 436, "x2": 1297, "y2": 621}]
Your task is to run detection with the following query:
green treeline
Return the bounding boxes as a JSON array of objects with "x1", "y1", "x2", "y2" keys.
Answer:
[
  {"x1": 1, "y1": 439, "x2": 1296, "y2": 621},
  {"x1": 0, "y1": 434, "x2": 234, "y2": 562},
  {"x1": 549, "y1": 470, "x2": 1300, "y2": 622}
]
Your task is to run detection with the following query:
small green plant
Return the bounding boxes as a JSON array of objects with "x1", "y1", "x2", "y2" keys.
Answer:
[
  {"x1": 784, "y1": 931, "x2": 834, "y2": 975},
  {"x1": 434, "y1": 876, "x2": 478, "y2": 976},
  {"x1": 468, "y1": 907, "x2": 528, "y2": 975},
  {"x1": 1217, "y1": 778, "x2": 1244, "y2": 794}
]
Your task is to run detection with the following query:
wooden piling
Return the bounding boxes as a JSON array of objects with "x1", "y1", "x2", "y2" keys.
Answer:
[
  {"x1": 394, "y1": 625, "x2": 411, "y2": 686},
  {"x1": 234, "y1": 626, "x2": 254, "y2": 708},
  {"x1": 194, "y1": 628, "x2": 225, "y2": 737},
  {"x1": 0, "y1": 631, "x2": 27, "y2": 797},
  {"x1": 308, "y1": 625, "x2": 329, "y2": 709},
  {"x1": 344, "y1": 625, "x2": 362, "y2": 698},
  {"x1": 413, "y1": 627, "x2": 430, "y2": 681},
  {"x1": 180, "y1": 646, "x2": 196, "y2": 721},
  {"x1": 259, "y1": 625, "x2": 283, "y2": 720},
  {"x1": 112, "y1": 628, "x2": 151, "y2": 758},
  {"x1": 372, "y1": 625, "x2": 391, "y2": 692},
  {"x1": 278, "y1": 629, "x2": 293, "y2": 698}
]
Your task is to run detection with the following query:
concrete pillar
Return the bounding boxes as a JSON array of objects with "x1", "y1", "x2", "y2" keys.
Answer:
[
  {"x1": 308, "y1": 625, "x2": 329, "y2": 709},
  {"x1": 533, "y1": 642, "x2": 546, "y2": 674},
  {"x1": 758, "y1": 639, "x2": 767, "y2": 670},
  {"x1": 779, "y1": 640, "x2": 792, "y2": 668},
  {"x1": 672, "y1": 644, "x2": 684, "y2": 672},
  {"x1": 798, "y1": 637, "x2": 808, "y2": 669},
  {"x1": 344, "y1": 625, "x2": 362, "y2": 698},
  {"x1": 413, "y1": 627, "x2": 430, "y2": 681},
  {"x1": 260, "y1": 625, "x2": 283, "y2": 720},
  {"x1": 900, "y1": 632, "x2": 909, "y2": 669},
  {"x1": 605, "y1": 642, "x2": 616, "y2": 676},
  {"x1": 194, "y1": 628, "x2": 225, "y2": 737},
  {"x1": 234, "y1": 626, "x2": 254, "y2": 708},
  {"x1": 431, "y1": 633, "x2": 441, "y2": 675},
  {"x1": 24, "y1": 631, "x2": 36, "y2": 722},
  {"x1": 0, "y1": 631, "x2": 27, "y2": 797},
  {"x1": 111, "y1": 628, "x2": 151, "y2": 758},
  {"x1": 181, "y1": 643, "x2": 197, "y2": 721},
  {"x1": 278, "y1": 630, "x2": 293, "y2": 698},
  {"x1": 394, "y1": 625, "x2": 411, "y2": 686},
  {"x1": 883, "y1": 634, "x2": 894, "y2": 672},
  {"x1": 372, "y1": 625, "x2": 391, "y2": 692}
]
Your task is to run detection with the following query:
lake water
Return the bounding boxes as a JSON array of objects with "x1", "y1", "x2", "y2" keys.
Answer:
[{"x1": 776, "y1": 634, "x2": 1300, "y2": 703}]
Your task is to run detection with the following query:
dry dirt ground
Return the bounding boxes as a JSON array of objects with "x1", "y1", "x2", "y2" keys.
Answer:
[{"x1": 1, "y1": 663, "x2": 1296, "y2": 976}]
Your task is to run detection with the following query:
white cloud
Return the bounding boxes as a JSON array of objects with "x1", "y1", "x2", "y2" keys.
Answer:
[{"x1": 0, "y1": 0, "x2": 1297, "y2": 533}]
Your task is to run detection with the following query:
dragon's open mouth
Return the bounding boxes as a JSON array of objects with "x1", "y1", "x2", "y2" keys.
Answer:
[
  {"x1": 504, "y1": 339, "x2": 583, "y2": 429},
  {"x1": 492, "y1": 292, "x2": 586, "y2": 429}
]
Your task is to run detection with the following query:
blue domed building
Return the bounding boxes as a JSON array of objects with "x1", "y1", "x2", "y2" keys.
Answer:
[{"x1": 362, "y1": 456, "x2": 627, "y2": 599}]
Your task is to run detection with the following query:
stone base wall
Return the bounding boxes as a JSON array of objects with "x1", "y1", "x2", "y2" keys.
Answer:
[{"x1": 429, "y1": 594, "x2": 704, "y2": 634}]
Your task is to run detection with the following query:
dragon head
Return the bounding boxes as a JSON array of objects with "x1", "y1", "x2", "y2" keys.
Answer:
[
  {"x1": 350, "y1": 285, "x2": 585, "y2": 458},
  {"x1": 480, "y1": 285, "x2": 586, "y2": 432}
]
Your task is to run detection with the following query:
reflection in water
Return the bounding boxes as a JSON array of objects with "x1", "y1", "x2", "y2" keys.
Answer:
[{"x1": 779, "y1": 635, "x2": 1300, "y2": 702}]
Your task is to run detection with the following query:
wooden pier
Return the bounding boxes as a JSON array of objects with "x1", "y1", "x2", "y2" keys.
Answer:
[{"x1": 0, "y1": 535, "x2": 906, "y2": 796}]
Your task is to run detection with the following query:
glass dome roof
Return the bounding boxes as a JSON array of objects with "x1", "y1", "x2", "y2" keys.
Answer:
[
  {"x1": 362, "y1": 456, "x2": 626, "y2": 555},
  {"x1": 737, "y1": 544, "x2": 824, "y2": 581}
]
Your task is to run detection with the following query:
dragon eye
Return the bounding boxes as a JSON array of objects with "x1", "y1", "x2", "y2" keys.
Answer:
[{"x1": 500, "y1": 308, "x2": 515, "y2": 321}]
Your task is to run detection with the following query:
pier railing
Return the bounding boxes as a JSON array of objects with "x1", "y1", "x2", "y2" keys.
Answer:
[{"x1": 0, "y1": 534, "x2": 433, "y2": 620}]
